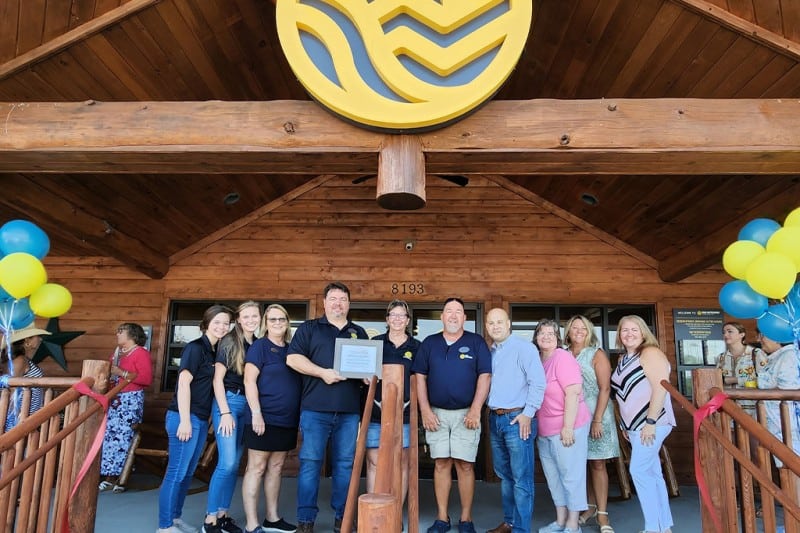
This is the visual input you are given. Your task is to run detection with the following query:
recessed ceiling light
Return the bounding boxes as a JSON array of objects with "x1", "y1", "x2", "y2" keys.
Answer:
[
  {"x1": 580, "y1": 193, "x2": 599, "y2": 206},
  {"x1": 223, "y1": 192, "x2": 240, "y2": 205}
]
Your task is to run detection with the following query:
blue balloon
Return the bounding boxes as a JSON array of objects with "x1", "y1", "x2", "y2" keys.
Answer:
[
  {"x1": 719, "y1": 280, "x2": 769, "y2": 319},
  {"x1": 0, "y1": 220, "x2": 50, "y2": 259},
  {"x1": 786, "y1": 281, "x2": 800, "y2": 312},
  {"x1": 738, "y1": 218, "x2": 782, "y2": 247},
  {"x1": 0, "y1": 298, "x2": 35, "y2": 331},
  {"x1": 0, "y1": 286, "x2": 12, "y2": 302},
  {"x1": 757, "y1": 304, "x2": 796, "y2": 344}
]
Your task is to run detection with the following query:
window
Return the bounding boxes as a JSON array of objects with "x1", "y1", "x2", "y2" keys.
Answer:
[{"x1": 162, "y1": 300, "x2": 309, "y2": 392}]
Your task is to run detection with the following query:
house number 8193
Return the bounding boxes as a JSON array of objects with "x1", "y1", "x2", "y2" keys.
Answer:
[{"x1": 391, "y1": 283, "x2": 424, "y2": 295}]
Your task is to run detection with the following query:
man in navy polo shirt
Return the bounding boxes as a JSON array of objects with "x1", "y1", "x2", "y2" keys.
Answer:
[
  {"x1": 286, "y1": 282, "x2": 368, "y2": 533},
  {"x1": 412, "y1": 298, "x2": 492, "y2": 533}
]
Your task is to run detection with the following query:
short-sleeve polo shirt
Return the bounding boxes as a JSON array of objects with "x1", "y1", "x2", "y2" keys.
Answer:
[
  {"x1": 370, "y1": 333, "x2": 420, "y2": 424},
  {"x1": 168, "y1": 335, "x2": 216, "y2": 419},
  {"x1": 411, "y1": 330, "x2": 492, "y2": 410},
  {"x1": 287, "y1": 316, "x2": 368, "y2": 413},
  {"x1": 215, "y1": 335, "x2": 251, "y2": 393},
  {"x1": 245, "y1": 337, "x2": 301, "y2": 428}
]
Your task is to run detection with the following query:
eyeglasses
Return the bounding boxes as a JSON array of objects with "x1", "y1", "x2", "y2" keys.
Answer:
[
  {"x1": 387, "y1": 313, "x2": 408, "y2": 319},
  {"x1": 537, "y1": 332, "x2": 557, "y2": 339},
  {"x1": 267, "y1": 317, "x2": 288, "y2": 323}
]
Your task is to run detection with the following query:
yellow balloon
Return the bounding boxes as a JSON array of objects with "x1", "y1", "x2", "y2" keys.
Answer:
[
  {"x1": 722, "y1": 240, "x2": 765, "y2": 279},
  {"x1": 29, "y1": 283, "x2": 73, "y2": 318},
  {"x1": 767, "y1": 227, "x2": 800, "y2": 271},
  {"x1": 0, "y1": 252, "x2": 47, "y2": 299},
  {"x1": 785, "y1": 207, "x2": 800, "y2": 228},
  {"x1": 745, "y1": 252, "x2": 797, "y2": 299}
]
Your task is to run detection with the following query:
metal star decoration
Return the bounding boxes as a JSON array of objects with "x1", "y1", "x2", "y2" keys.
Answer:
[{"x1": 31, "y1": 318, "x2": 84, "y2": 371}]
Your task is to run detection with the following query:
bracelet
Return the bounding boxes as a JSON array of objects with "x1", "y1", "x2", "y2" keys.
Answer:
[
  {"x1": 123, "y1": 371, "x2": 129, "y2": 379},
  {"x1": 220, "y1": 412, "x2": 231, "y2": 416},
  {"x1": 592, "y1": 420, "x2": 602, "y2": 424}
]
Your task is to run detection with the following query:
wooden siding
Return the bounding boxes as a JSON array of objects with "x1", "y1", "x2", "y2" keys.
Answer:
[
  {"x1": 38, "y1": 175, "x2": 732, "y2": 483},
  {"x1": 706, "y1": 0, "x2": 800, "y2": 42}
]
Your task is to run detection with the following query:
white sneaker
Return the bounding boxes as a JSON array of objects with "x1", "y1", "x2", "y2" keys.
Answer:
[
  {"x1": 157, "y1": 528, "x2": 180, "y2": 533},
  {"x1": 538, "y1": 523, "x2": 565, "y2": 533},
  {"x1": 173, "y1": 518, "x2": 200, "y2": 533}
]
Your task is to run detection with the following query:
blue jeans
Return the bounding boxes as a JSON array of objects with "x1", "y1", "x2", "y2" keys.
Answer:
[
  {"x1": 206, "y1": 391, "x2": 248, "y2": 514},
  {"x1": 158, "y1": 411, "x2": 209, "y2": 528},
  {"x1": 297, "y1": 410, "x2": 359, "y2": 523},
  {"x1": 489, "y1": 411, "x2": 536, "y2": 533}
]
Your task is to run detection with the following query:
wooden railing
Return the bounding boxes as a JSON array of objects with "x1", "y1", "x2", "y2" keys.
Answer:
[
  {"x1": 0, "y1": 360, "x2": 125, "y2": 533},
  {"x1": 666, "y1": 367, "x2": 800, "y2": 532}
]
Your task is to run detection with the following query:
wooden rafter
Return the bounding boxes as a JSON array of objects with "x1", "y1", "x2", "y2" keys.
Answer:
[
  {"x1": 658, "y1": 177, "x2": 800, "y2": 282},
  {"x1": 0, "y1": 175, "x2": 168, "y2": 278},
  {"x1": 2, "y1": 99, "x2": 800, "y2": 175},
  {"x1": 0, "y1": 0, "x2": 161, "y2": 80},
  {"x1": 670, "y1": 0, "x2": 800, "y2": 61}
]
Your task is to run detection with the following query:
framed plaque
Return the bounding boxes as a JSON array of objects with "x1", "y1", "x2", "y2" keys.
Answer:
[{"x1": 333, "y1": 338, "x2": 384, "y2": 379}]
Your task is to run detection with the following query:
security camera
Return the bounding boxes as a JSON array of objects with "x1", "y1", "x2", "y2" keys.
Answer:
[{"x1": 405, "y1": 241, "x2": 414, "y2": 251}]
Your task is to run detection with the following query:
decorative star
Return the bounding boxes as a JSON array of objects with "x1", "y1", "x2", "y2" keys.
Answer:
[{"x1": 31, "y1": 318, "x2": 84, "y2": 371}]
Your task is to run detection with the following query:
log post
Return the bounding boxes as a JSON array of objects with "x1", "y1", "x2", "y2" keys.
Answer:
[
  {"x1": 69, "y1": 360, "x2": 110, "y2": 533},
  {"x1": 693, "y1": 367, "x2": 732, "y2": 533},
  {"x1": 358, "y1": 493, "x2": 400, "y2": 533},
  {"x1": 377, "y1": 135, "x2": 426, "y2": 210},
  {"x1": 342, "y1": 376, "x2": 377, "y2": 533}
]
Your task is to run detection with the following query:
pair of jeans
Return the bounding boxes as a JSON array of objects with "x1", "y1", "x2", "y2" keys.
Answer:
[
  {"x1": 158, "y1": 411, "x2": 209, "y2": 528},
  {"x1": 206, "y1": 391, "x2": 249, "y2": 515},
  {"x1": 628, "y1": 425, "x2": 674, "y2": 532},
  {"x1": 489, "y1": 411, "x2": 536, "y2": 533},
  {"x1": 297, "y1": 410, "x2": 359, "y2": 523},
  {"x1": 537, "y1": 423, "x2": 589, "y2": 512}
]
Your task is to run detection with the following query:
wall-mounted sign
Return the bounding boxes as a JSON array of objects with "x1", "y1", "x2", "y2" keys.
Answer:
[
  {"x1": 673, "y1": 308, "x2": 725, "y2": 398},
  {"x1": 276, "y1": 0, "x2": 533, "y2": 132}
]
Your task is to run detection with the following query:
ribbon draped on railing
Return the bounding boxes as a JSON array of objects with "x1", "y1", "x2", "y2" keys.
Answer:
[
  {"x1": 693, "y1": 391, "x2": 728, "y2": 533},
  {"x1": 60, "y1": 380, "x2": 109, "y2": 533}
]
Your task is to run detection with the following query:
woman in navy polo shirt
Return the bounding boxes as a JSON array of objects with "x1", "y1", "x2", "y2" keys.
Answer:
[
  {"x1": 204, "y1": 301, "x2": 262, "y2": 533},
  {"x1": 158, "y1": 304, "x2": 234, "y2": 533},
  {"x1": 241, "y1": 304, "x2": 301, "y2": 533},
  {"x1": 366, "y1": 299, "x2": 420, "y2": 501}
]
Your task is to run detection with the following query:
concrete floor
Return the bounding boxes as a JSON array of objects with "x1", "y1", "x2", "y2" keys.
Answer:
[{"x1": 95, "y1": 473, "x2": 703, "y2": 533}]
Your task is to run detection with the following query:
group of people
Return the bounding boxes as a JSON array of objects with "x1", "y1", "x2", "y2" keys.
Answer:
[{"x1": 149, "y1": 282, "x2": 679, "y2": 533}]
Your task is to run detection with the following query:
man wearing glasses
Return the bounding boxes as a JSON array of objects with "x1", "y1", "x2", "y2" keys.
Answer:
[
  {"x1": 287, "y1": 282, "x2": 368, "y2": 533},
  {"x1": 412, "y1": 298, "x2": 492, "y2": 533}
]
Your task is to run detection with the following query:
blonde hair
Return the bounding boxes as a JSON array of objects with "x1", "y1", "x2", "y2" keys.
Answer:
[
  {"x1": 615, "y1": 315, "x2": 660, "y2": 352},
  {"x1": 260, "y1": 303, "x2": 293, "y2": 344},
  {"x1": 218, "y1": 301, "x2": 260, "y2": 375},
  {"x1": 564, "y1": 315, "x2": 599, "y2": 349}
]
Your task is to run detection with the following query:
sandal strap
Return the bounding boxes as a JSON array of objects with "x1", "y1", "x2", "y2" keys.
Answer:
[{"x1": 597, "y1": 511, "x2": 609, "y2": 516}]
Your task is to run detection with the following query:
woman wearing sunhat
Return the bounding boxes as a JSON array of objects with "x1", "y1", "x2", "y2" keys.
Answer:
[{"x1": 1, "y1": 324, "x2": 49, "y2": 430}]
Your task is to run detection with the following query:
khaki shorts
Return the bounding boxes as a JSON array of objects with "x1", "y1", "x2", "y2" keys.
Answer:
[{"x1": 425, "y1": 407, "x2": 480, "y2": 462}]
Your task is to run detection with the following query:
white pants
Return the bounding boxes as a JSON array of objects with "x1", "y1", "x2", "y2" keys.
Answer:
[
  {"x1": 628, "y1": 425, "x2": 674, "y2": 532},
  {"x1": 538, "y1": 423, "x2": 589, "y2": 511}
]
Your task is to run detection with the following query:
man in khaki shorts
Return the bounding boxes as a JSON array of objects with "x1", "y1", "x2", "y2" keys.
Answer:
[{"x1": 412, "y1": 298, "x2": 492, "y2": 533}]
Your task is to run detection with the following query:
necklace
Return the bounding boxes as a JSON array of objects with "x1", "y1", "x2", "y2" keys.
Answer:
[{"x1": 119, "y1": 344, "x2": 137, "y2": 356}]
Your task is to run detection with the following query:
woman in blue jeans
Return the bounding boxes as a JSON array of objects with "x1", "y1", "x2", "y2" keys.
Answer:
[
  {"x1": 158, "y1": 304, "x2": 234, "y2": 533},
  {"x1": 203, "y1": 301, "x2": 262, "y2": 533}
]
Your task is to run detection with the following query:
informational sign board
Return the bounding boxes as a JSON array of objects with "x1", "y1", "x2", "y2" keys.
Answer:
[{"x1": 673, "y1": 308, "x2": 725, "y2": 397}]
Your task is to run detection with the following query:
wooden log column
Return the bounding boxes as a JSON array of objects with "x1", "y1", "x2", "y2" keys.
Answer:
[{"x1": 377, "y1": 135, "x2": 426, "y2": 210}]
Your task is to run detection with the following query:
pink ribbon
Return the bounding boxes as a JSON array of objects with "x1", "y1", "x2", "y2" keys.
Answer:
[
  {"x1": 693, "y1": 391, "x2": 727, "y2": 533},
  {"x1": 61, "y1": 380, "x2": 109, "y2": 533}
]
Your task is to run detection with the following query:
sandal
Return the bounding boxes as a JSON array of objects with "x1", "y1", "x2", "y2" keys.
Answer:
[
  {"x1": 597, "y1": 511, "x2": 614, "y2": 533},
  {"x1": 578, "y1": 504, "x2": 597, "y2": 526},
  {"x1": 98, "y1": 481, "x2": 113, "y2": 491},
  {"x1": 111, "y1": 484, "x2": 126, "y2": 493}
]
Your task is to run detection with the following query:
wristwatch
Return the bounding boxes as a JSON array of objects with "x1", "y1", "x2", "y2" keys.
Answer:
[{"x1": 645, "y1": 417, "x2": 657, "y2": 425}]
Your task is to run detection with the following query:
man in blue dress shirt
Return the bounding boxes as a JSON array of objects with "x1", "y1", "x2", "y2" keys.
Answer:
[
  {"x1": 412, "y1": 297, "x2": 492, "y2": 533},
  {"x1": 485, "y1": 308, "x2": 546, "y2": 533}
]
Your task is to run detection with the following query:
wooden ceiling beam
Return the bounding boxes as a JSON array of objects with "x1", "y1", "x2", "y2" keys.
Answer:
[
  {"x1": 657, "y1": 178, "x2": 800, "y2": 282},
  {"x1": 0, "y1": 175, "x2": 169, "y2": 279},
  {"x1": 0, "y1": 0, "x2": 161, "y2": 80},
  {"x1": 669, "y1": 0, "x2": 800, "y2": 61},
  {"x1": 1, "y1": 99, "x2": 800, "y2": 175}
]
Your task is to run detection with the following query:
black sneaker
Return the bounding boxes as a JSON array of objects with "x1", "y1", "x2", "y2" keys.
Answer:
[
  {"x1": 202, "y1": 524, "x2": 223, "y2": 533},
  {"x1": 262, "y1": 518, "x2": 297, "y2": 533},
  {"x1": 218, "y1": 516, "x2": 243, "y2": 533}
]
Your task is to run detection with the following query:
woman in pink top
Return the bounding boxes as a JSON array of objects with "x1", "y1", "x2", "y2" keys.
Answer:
[
  {"x1": 535, "y1": 319, "x2": 591, "y2": 533},
  {"x1": 99, "y1": 322, "x2": 154, "y2": 492}
]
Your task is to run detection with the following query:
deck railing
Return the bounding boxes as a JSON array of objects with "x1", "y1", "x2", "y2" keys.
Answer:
[
  {"x1": 0, "y1": 360, "x2": 125, "y2": 533},
  {"x1": 668, "y1": 367, "x2": 800, "y2": 532}
]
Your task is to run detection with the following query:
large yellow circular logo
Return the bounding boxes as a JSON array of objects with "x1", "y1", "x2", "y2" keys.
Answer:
[{"x1": 276, "y1": 0, "x2": 532, "y2": 132}]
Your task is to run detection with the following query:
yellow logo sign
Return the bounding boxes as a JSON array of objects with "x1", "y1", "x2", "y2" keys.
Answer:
[{"x1": 276, "y1": 0, "x2": 532, "y2": 131}]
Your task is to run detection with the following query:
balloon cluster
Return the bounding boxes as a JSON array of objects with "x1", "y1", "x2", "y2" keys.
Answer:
[
  {"x1": 0, "y1": 220, "x2": 73, "y2": 355},
  {"x1": 719, "y1": 207, "x2": 800, "y2": 344}
]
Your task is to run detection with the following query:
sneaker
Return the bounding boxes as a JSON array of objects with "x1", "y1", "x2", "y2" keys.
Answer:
[
  {"x1": 333, "y1": 518, "x2": 353, "y2": 533},
  {"x1": 262, "y1": 518, "x2": 297, "y2": 533},
  {"x1": 427, "y1": 519, "x2": 452, "y2": 533},
  {"x1": 219, "y1": 516, "x2": 243, "y2": 533},
  {"x1": 538, "y1": 523, "x2": 565, "y2": 533},
  {"x1": 202, "y1": 523, "x2": 223, "y2": 533},
  {"x1": 458, "y1": 521, "x2": 476, "y2": 533},
  {"x1": 245, "y1": 529, "x2": 263, "y2": 533},
  {"x1": 98, "y1": 480, "x2": 113, "y2": 491},
  {"x1": 157, "y1": 528, "x2": 180, "y2": 533},
  {"x1": 563, "y1": 529, "x2": 582, "y2": 533},
  {"x1": 487, "y1": 523, "x2": 512, "y2": 533},
  {"x1": 174, "y1": 519, "x2": 200, "y2": 533},
  {"x1": 296, "y1": 523, "x2": 314, "y2": 533}
]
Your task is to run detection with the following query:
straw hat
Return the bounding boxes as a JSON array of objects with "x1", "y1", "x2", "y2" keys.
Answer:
[{"x1": 1, "y1": 324, "x2": 51, "y2": 351}]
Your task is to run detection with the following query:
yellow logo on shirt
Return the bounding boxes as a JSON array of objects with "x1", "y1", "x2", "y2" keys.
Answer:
[
  {"x1": 459, "y1": 353, "x2": 473, "y2": 360},
  {"x1": 351, "y1": 332, "x2": 358, "y2": 339},
  {"x1": 404, "y1": 351, "x2": 413, "y2": 360}
]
